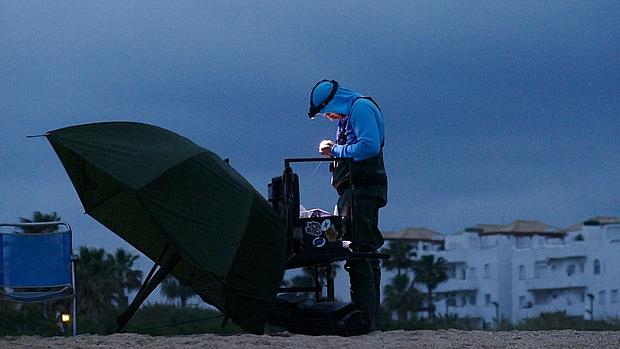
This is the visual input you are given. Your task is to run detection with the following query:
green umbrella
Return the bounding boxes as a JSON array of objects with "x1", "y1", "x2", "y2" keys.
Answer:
[{"x1": 46, "y1": 122, "x2": 287, "y2": 333}]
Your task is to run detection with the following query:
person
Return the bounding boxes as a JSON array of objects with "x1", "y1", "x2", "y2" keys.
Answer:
[{"x1": 308, "y1": 79, "x2": 388, "y2": 325}]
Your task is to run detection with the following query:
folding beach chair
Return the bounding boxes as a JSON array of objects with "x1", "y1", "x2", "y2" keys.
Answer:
[{"x1": 0, "y1": 222, "x2": 78, "y2": 335}]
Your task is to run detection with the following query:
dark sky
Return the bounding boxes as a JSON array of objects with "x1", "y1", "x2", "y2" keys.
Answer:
[{"x1": 1, "y1": 0, "x2": 619, "y2": 258}]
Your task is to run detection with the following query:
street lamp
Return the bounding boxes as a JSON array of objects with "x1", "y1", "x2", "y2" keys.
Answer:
[{"x1": 60, "y1": 312, "x2": 71, "y2": 336}]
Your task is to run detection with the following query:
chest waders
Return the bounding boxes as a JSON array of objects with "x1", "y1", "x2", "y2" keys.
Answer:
[{"x1": 331, "y1": 97, "x2": 388, "y2": 325}]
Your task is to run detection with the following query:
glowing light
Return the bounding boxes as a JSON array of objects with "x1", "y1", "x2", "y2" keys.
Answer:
[{"x1": 61, "y1": 313, "x2": 71, "y2": 323}]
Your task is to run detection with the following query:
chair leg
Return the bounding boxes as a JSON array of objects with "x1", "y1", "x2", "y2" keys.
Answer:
[{"x1": 71, "y1": 257, "x2": 78, "y2": 336}]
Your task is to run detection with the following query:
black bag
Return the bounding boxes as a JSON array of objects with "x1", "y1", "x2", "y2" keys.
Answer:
[{"x1": 268, "y1": 294, "x2": 372, "y2": 336}]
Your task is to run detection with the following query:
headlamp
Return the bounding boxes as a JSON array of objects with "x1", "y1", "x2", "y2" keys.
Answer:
[
  {"x1": 313, "y1": 112, "x2": 328, "y2": 119},
  {"x1": 308, "y1": 79, "x2": 339, "y2": 119}
]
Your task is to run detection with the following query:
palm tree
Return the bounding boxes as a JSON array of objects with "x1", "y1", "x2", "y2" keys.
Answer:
[
  {"x1": 160, "y1": 275, "x2": 197, "y2": 307},
  {"x1": 411, "y1": 255, "x2": 448, "y2": 319},
  {"x1": 381, "y1": 240, "x2": 415, "y2": 275},
  {"x1": 110, "y1": 249, "x2": 143, "y2": 308},
  {"x1": 382, "y1": 273, "x2": 422, "y2": 322},
  {"x1": 18, "y1": 211, "x2": 61, "y2": 233},
  {"x1": 75, "y1": 247, "x2": 115, "y2": 317},
  {"x1": 75, "y1": 247, "x2": 143, "y2": 318}
]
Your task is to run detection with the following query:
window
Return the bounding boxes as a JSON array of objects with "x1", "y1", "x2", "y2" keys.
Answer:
[
  {"x1": 469, "y1": 293, "x2": 477, "y2": 305},
  {"x1": 612, "y1": 290, "x2": 619, "y2": 304},
  {"x1": 484, "y1": 264, "x2": 491, "y2": 279},
  {"x1": 599, "y1": 290, "x2": 606, "y2": 305},
  {"x1": 534, "y1": 292, "x2": 548, "y2": 305},
  {"x1": 609, "y1": 226, "x2": 620, "y2": 242},
  {"x1": 446, "y1": 294, "x2": 456, "y2": 307},
  {"x1": 459, "y1": 268, "x2": 466, "y2": 280},
  {"x1": 481, "y1": 236, "x2": 496, "y2": 248},
  {"x1": 485, "y1": 294, "x2": 491, "y2": 306},
  {"x1": 468, "y1": 235, "x2": 479, "y2": 248},
  {"x1": 516, "y1": 236, "x2": 531, "y2": 249},
  {"x1": 546, "y1": 237, "x2": 564, "y2": 245},
  {"x1": 459, "y1": 295, "x2": 467, "y2": 307},
  {"x1": 594, "y1": 259, "x2": 601, "y2": 275},
  {"x1": 567, "y1": 264, "x2": 576, "y2": 277},
  {"x1": 519, "y1": 265, "x2": 525, "y2": 280},
  {"x1": 534, "y1": 261, "x2": 547, "y2": 278},
  {"x1": 447, "y1": 264, "x2": 456, "y2": 279}
]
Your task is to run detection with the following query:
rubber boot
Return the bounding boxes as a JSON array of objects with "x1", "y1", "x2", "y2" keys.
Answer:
[{"x1": 345, "y1": 259, "x2": 378, "y2": 323}]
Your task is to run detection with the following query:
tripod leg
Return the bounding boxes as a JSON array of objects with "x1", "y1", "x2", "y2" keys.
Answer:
[{"x1": 326, "y1": 263, "x2": 335, "y2": 302}]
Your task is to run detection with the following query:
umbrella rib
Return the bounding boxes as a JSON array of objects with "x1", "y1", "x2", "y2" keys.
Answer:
[
  {"x1": 74, "y1": 147, "x2": 209, "y2": 216},
  {"x1": 139, "y1": 243, "x2": 171, "y2": 291},
  {"x1": 83, "y1": 185, "x2": 132, "y2": 215},
  {"x1": 184, "y1": 266, "x2": 228, "y2": 316},
  {"x1": 185, "y1": 266, "x2": 197, "y2": 285}
]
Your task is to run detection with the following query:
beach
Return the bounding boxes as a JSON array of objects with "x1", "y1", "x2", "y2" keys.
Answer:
[{"x1": 2, "y1": 330, "x2": 620, "y2": 349}]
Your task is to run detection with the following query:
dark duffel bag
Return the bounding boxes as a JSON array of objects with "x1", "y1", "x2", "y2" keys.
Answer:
[{"x1": 268, "y1": 294, "x2": 372, "y2": 336}]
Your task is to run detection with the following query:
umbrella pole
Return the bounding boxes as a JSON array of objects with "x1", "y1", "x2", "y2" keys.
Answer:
[{"x1": 116, "y1": 252, "x2": 181, "y2": 332}]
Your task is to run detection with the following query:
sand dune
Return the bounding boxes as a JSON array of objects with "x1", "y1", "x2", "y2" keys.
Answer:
[{"x1": 2, "y1": 330, "x2": 620, "y2": 349}]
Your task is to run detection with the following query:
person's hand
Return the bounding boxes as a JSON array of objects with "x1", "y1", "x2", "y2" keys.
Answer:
[
  {"x1": 342, "y1": 240, "x2": 353, "y2": 252},
  {"x1": 319, "y1": 139, "x2": 334, "y2": 157}
]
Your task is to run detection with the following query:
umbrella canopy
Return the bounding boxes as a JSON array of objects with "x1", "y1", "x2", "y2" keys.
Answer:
[{"x1": 47, "y1": 122, "x2": 287, "y2": 333}]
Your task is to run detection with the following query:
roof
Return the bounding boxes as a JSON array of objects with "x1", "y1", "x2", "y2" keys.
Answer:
[
  {"x1": 564, "y1": 216, "x2": 620, "y2": 232},
  {"x1": 465, "y1": 220, "x2": 564, "y2": 236},
  {"x1": 583, "y1": 216, "x2": 620, "y2": 226},
  {"x1": 383, "y1": 227, "x2": 445, "y2": 242},
  {"x1": 464, "y1": 224, "x2": 504, "y2": 234}
]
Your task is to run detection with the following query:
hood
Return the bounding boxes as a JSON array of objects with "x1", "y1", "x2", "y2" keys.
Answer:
[{"x1": 311, "y1": 80, "x2": 362, "y2": 116}]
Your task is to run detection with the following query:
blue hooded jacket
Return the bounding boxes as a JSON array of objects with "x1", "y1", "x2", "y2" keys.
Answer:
[{"x1": 311, "y1": 81, "x2": 385, "y2": 161}]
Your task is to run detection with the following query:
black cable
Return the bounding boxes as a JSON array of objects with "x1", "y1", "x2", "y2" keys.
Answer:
[{"x1": 123, "y1": 314, "x2": 225, "y2": 333}]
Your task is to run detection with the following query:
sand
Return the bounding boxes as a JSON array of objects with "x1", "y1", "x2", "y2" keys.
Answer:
[{"x1": 2, "y1": 330, "x2": 620, "y2": 349}]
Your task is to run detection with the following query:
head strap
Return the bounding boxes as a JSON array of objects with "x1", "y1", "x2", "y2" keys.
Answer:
[{"x1": 308, "y1": 79, "x2": 339, "y2": 118}]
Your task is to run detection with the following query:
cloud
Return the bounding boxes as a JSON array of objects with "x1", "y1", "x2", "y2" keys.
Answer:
[{"x1": 0, "y1": 1, "x2": 618, "y2": 249}]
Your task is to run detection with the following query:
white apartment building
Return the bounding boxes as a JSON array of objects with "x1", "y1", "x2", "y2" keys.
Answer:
[{"x1": 385, "y1": 216, "x2": 620, "y2": 327}]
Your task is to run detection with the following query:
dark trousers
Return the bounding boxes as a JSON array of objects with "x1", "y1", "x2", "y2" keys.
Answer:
[{"x1": 337, "y1": 187, "x2": 385, "y2": 321}]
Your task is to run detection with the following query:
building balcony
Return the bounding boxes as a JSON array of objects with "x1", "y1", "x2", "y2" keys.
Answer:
[
  {"x1": 444, "y1": 304, "x2": 484, "y2": 317},
  {"x1": 435, "y1": 300, "x2": 487, "y2": 317},
  {"x1": 519, "y1": 302, "x2": 586, "y2": 320},
  {"x1": 524, "y1": 274, "x2": 587, "y2": 291}
]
